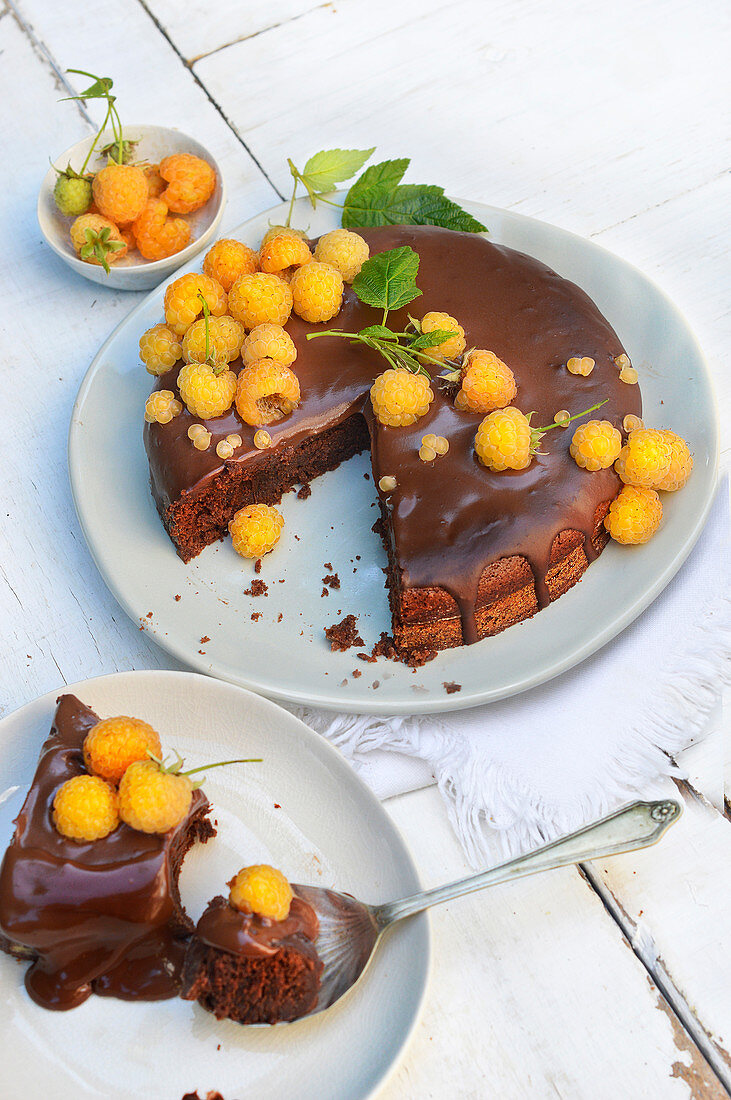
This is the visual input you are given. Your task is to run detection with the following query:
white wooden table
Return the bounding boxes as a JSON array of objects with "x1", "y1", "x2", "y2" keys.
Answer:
[{"x1": 1, "y1": 0, "x2": 729, "y2": 1095}]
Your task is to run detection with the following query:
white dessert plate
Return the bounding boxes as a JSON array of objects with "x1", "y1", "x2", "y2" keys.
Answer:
[
  {"x1": 0, "y1": 670, "x2": 429, "y2": 1100},
  {"x1": 69, "y1": 195, "x2": 718, "y2": 714}
]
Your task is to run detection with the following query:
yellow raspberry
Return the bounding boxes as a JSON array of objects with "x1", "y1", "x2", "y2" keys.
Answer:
[
  {"x1": 83, "y1": 716, "x2": 162, "y2": 784},
  {"x1": 259, "y1": 232, "x2": 312, "y2": 274},
  {"x1": 456, "y1": 350, "x2": 517, "y2": 414},
  {"x1": 235, "y1": 359, "x2": 301, "y2": 426},
  {"x1": 370, "y1": 368, "x2": 434, "y2": 427},
  {"x1": 139, "y1": 323, "x2": 183, "y2": 376},
  {"x1": 159, "y1": 153, "x2": 216, "y2": 214},
  {"x1": 228, "y1": 865, "x2": 293, "y2": 921},
  {"x1": 178, "y1": 362, "x2": 237, "y2": 419},
  {"x1": 119, "y1": 223, "x2": 136, "y2": 253},
  {"x1": 92, "y1": 163, "x2": 148, "y2": 225},
  {"x1": 242, "y1": 323, "x2": 297, "y2": 368},
  {"x1": 313, "y1": 229, "x2": 369, "y2": 283},
  {"x1": 474, "y1": 407, "x2": 532, "y2": 471},
  {"x1": 228, "y1": 272, "x2": 293, "y2": 329},
  {"x1": 615, "y1": 428, "x2": 672, "y2": 489},
  {"x1": 260, "y1": 225, "x2": 309, "y2": 249},
  {"x1": 203, "y1": 239, "x2": 259, "y2": 292},
  {"x1": 69, "y1": 213, "x2": 128, "y2": 268},
  {"x1": 421, "y1": 312, "x2": 466, "y2": 360},
  {"x1": 118, "y1": 760, "x2": 192, "y2": 834},
  {"x1": 229, "y1": 503, "x2": 284, "y2": 558},
  {"x1": 132, "y1": 199, "x2": 190, "y2": 261},
  {"x1": 290, "y1": 261, "x2": 343, "y2": 324},
  {"x1": 142, "y1": 162, "x2": 166, "y2": 200},
  {"x1": 182, "y1": 315, "x2": 246, "y2": 365},
  {"x1": 655, "y1": 430, "x2": 693, "y2": 491},
  {"x1": 570, "y1": 420, "x2": 623, "y2": 471},
  {"x1": 164, "y1": 273, "x2": 227, "y2": 336},
  {"x1": 604, "y1": 485, "x2": 663, "y2": 544},
  {"x1": 145, "y1": 389, "x2": 183, "y2": 424},
  {"x1": 53, "y1": 775, "x2": 119, "y2": 842}
]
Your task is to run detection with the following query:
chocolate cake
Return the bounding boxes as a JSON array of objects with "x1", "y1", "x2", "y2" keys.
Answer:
[
  {"x1": 181, "y1": 892, "x2": 322, "y2": 1024},
  {"x1": 144, "y1": 225, "x2": 641, "y2": 659},
  {"x1": 0, "y1": 694, "x2": 214, "y2": 1010}
]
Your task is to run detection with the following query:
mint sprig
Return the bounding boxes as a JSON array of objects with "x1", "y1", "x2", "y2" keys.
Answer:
[
  {"x1": 285, "y1": 147, "x2": 375, "y2": 226},
  {"x1": 306, "y1": 246, "x2": 455, "y2": 377}
]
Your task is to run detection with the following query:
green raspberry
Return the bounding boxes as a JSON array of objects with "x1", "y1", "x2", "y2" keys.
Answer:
[{"x1": 53, "y1": 174, "x2": 93, "y2": 217}]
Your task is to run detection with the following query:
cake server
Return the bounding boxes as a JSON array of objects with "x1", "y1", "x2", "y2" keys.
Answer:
[{"x1": 294, "y1": 798, "x2": 681, "y2": 1019}]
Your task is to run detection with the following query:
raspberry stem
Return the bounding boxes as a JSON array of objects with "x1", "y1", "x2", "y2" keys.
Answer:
[
  {"x1": 196, "y1": 290, "x2": 227, "y2": 375},
  {"x1": 529, "y1": 399, "x2": 608, "y2": 453},
  {"x1": 65, "y1": 69, "x2": 127, "y2": 169}
]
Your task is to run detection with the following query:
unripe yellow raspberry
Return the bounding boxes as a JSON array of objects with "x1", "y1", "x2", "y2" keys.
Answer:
[
  {"x1": 614, "y1": 428, "x2": 672, "y2": 489},
  {"x1": 228, "y1": 864, "x2": 293, "y2": 921},
  {"x1": 203, "y1": 238, "x2": 259, "y2": 291},
  {"x1": 655, "y1": 430, "x2": 693, "y2": 491},
  {"x1": 259, "y1": 232, "x2": 312, "y2": 274},
  {"x1": 290, "y1": 261, "x2": 344, "y2": 324},
  {"x1": 228, "y1": 272, "x2": 293, "y2": 329},
  {"x1": 456, "y1": 350, "x2": 517, "y2": 414},
  {"x1": 229, "y1": 503, "x2": 284, "y2": 558},
  {"x1": 570, "y1": 420, "x2": 623, "y2": 471},
  {"x1": 53, "y1": 775, "x2": 119, "y2": 842},
  {"x1": 235, "y1": 359, "x2": 301, "y2": 426},
  {"x1": 474, "y1": 407, "x2": 532, "y2": 471},
  {"x1": 182, "y1": 315, "x2": 246, "y2": 365},
  {"x1": 83, "y1": 716, "x2": 162, "y2": 784},
  {"x1": 139, "y1": 323, "x2": 183, "y2": 376},
  {"x1": 242, "y1": 323, "x2": 297, "y2": 368},
  {"x1": 164, "y1": 273, "x2": 227, "y2": 336},
  {"x1": 178, "y1": 362, "x2": 237, "y2": 419},
  {"x1": 313, "y1": 229, "x2": 369, "y2": 283},
  {"x1": 145, "y1": 390, "x2": 183, "y2": 424},
  {"x1": 370, "y1": 368, "x2": 434, "y2": 427},
  {"x1": 118, "y1": 760, "x2": 192, "y2": 834},
  {"x1": 421, "y1": 312, "x2": 466, "y2": 360},
  {"x1": 604, "y1": 485, "x2": 663, "y2": 544}
]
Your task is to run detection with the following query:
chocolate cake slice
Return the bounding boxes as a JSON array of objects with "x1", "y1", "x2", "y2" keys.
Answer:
[
  {"x1": 181, "y1": 892, "x2": 322, "y2": 1024},
  {"x1": 0, "y1": 694, "x2": 215, "y2": 1010},
  {"x1": 144, "y1": 225, "x2": 642, "y2": 659}
]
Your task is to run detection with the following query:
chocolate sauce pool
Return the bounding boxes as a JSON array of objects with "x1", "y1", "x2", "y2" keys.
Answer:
[
  {"x1": 0, "y1": 694, "x2": 210, "y2": 1010},
  {"x1": 145, "y1": 225, "x2": 641, "y2": 642}
]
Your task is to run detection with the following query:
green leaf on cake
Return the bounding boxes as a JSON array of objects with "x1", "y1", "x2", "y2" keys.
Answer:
[
  {"x1": 408, "y1": 328, "x2": 457, "y2": 351},
  {"x1": 359, "y1": 324, "x2": 400, "y2": 340},
  {"x1": 352, "y1": 246, "x2": 422, "y2": 314},
  {"x1": 342, "y1": 160, "x2": 486, "y2": 232}
]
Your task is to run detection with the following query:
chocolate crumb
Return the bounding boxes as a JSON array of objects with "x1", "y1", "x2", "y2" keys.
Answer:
[
  {"x1": 322, "y1": 573, "x2": 340, "y2": 589},
  {"x1": 443, "y1": 681, "x2": 462, "y2": 694},
  {"x1": 363, "y1": 472, "x2": 370, "y2": 480},
  {"x1": 200, "y1": 636, "x2": 210, "y2": 644},
  {"x1": 352, "y1": 669, "x2": 362, "y2": 678},
  {"x1": 324, "y1": 614, "x2": 364, "y2": 651},
  {"x1": 244, "y1": 579, "x2": 268, "y2": 597},
  {"x1": 174, "y1": 594, "x2": 181, "y2": 602},
  {"x1": 277, "y1": 613, "x2": 283, "y2": 622},
  {"x1": 297, "y1": 482, "x2": 312, "y2": 500},
  {"x1": 294, "y1": 534, "x2": 300, "y2": 541},
  {"x1": 146, "y1": 611, "x2": 153, "y2": 619},
  {"x1": 323, "y1": 562, "x2": 333, "y2": 570},
  {"x1": 254, "y1": 558, "x2": 262, "y2": 574},
  {"x1": 357, "y1": 651, "x2": 377, "y2": 663},
  {"x1": 372, "y1": 680, "x2": 380, "y2": 689},
  {"x1": 274, "y1": 803, "x2": 281, "y2": 809},
  {"x1": 251, "y1": 612, "x2": 261, "y2": 621},
  {"x1": 321, "y1": 587, "x2": 329, "y2": 597}
]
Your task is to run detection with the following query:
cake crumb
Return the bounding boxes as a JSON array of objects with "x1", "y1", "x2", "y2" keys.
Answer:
[
  {"x1": 324, "y1": 614, "x2": 364, "y2": 651},
  {"x1": 322, "y1": 573, "x2": 340, "y2": 589},
  {"x1": 371, "y1": 680, "x2": 380, "y2": 689},
  {"x1": 323, "y1": 562, "x2": 333, "y2": 570},
  {"x1": 357, "y1": 651, "x2": 377, "y2": 663},
  {"x1": 364, "y1": 472, "x2": 370, "y2": 480},
  {"x1": 443, "y1": 681, "x2": 462, "y2": 694},
  {"x1": 321, "y1": 587, "x2": 329, "y2": 597},
  {"x1": 244, "y1": 579, "x2": 268, "y2": 597},
  {"x1": 200, "y1": 636, "x2": 210, "y2": 644},
  {"x1": 372, "y1": 632, "x2": 398, "y2": 660},
  {"x1": 174, "y1": 594, "x2": 181, "y2": 601},
  {"x1": 198, "y1": 649, "x2": 205, "y2": 654},
  {"x1": 254, "y1": 558, "x2": 262, "y2": 574},
  {"x1": 274, "y1": 803, "x2": 281, "y2": 809},
  {"x1": 352, "y1": 669, "x2": 362, "y2": 678},
  {"x1": 407, "y1": 646, "x2": 438, "y2": 668},
  {"x1": 297, "y1": 482, "x2": 312, "y2": 500},
  {"x1": 277, "y1": 613, "x2": 283, "y2": 622},
  {"x1": 251, "y1": 612, "x2": 261, "y2": 621},
  {"x1": 146, "y1": 611, "x2": 153, "y2": 619}
]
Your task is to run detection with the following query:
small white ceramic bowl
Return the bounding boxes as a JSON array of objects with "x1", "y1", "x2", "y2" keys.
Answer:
[{"x1": 38, "y1": 124, "x2": 226, "y2": 291}]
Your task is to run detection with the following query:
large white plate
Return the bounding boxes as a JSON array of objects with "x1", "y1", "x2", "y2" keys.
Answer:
[
  {"x1": 69, "y1": 197, "x2": 718, "y2": 713},
  {"x1": 0, "y1": 670, "x2": 429, "y2": 1100}
]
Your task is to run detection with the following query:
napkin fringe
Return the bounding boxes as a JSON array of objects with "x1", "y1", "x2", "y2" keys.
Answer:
[{"x1": 298, "y1": 591, "x2": 730, "y2": 864}]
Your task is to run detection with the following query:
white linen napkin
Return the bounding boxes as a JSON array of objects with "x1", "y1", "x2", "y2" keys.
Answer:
[{"x1": 294, "y1": 477, "x2": 730, "y2": 864}]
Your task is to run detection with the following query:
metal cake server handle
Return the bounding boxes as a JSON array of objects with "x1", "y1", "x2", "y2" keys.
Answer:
[{"x1": 294, "y1": 798, "x2": 681, "y2": 1019}]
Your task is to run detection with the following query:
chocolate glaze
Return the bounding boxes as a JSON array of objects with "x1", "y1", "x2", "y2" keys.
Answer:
[
  {"x1": 0, "y1": 694, "x2": 212, "y2": 1010},
  {"x1": 195, "y1": 892, "x2": 319, "y2": 960},
  {"x1": 145, "y1": 225, "x2": 641, "y2": 642}
]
